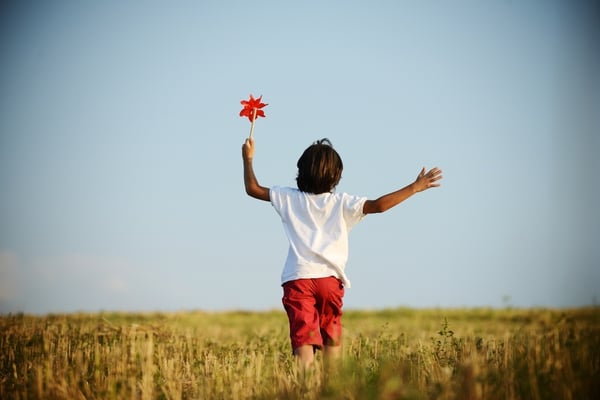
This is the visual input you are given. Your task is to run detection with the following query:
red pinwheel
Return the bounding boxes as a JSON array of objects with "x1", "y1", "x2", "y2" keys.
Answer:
[{"x1": 239, "y1": 94, "x2": 268, "y2": 138}]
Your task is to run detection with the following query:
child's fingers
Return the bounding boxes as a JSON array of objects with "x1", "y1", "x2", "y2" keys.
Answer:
[
  {"x1": 429, "y1": 170, "x2": 442, "y2": 187},
  {"x1": 427, "y1": 168, "x2": 442, "y2": 178}
]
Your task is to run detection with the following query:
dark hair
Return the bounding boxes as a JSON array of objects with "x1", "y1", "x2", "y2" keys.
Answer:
[{"x1": 296, "y1": 138, "x2": 343, "y2": 194}]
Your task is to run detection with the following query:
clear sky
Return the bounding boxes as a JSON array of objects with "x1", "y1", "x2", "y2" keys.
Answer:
[{"x1": 1, "y1": 1, "x2": 598, "y2": 314}]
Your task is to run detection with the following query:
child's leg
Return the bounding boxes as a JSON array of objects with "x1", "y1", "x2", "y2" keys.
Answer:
[
  {"x1": 323, "y1": 345, "x2": 342, "y2": 377},
  {"x1": 283, "y1": 280, "x2": 322, "y2": 368},
  {"x1": 317, "y1": 277, "x2": 344, "y2": 368},
  {"x1": 323, "y1": 344, "x2": 341, "y2": 361},
  {"x1": 294, "y1": 345, "x2": 315, "y2": 367}
]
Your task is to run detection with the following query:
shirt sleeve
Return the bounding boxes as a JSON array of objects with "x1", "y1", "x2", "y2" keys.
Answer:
[
  {"x1": 342, "y1": 193, "x2": 367, "y2": 229},
  {"x1": 269, "y1": 185, "x2": 285, "y2": 217}
]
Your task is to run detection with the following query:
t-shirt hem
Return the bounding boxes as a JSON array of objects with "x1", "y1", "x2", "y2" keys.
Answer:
[{"x1": 281, "y1": 273, "x2": 341, "y2": 286}]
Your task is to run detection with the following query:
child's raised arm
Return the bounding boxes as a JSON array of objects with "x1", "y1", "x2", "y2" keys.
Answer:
[
  {"x1": 363, "y1": 167, "x2": 442, "y2": 214},
  {"x1": 242, "y1": 138, "x2": 270, "y2": 201}
]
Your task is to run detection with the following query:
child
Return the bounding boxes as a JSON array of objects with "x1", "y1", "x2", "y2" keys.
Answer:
[{"x1": 242, "y1": 137, "x2": 442, "y2": 366}]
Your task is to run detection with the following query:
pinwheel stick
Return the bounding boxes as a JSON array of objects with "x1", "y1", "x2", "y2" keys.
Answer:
[{"x1": 249, "y1": 108, "x2": 258, "y2": 139}]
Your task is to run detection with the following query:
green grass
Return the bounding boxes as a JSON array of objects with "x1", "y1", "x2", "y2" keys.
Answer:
[{"x1": 1, "y1": 307, "x2": 599, "y2": 399}]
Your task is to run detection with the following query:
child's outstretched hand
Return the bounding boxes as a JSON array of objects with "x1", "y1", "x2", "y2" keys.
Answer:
[
  {"x1": 242, "y1": 137, "x2": 255, "y2": 162},
  {"x1": 413, "y1": 167, "x2": 443, "y2": 192}
]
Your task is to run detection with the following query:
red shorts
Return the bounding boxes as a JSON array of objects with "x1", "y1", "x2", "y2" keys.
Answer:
[{"x1": 282, "y1": 276, "x2": 345, "y2": 350}]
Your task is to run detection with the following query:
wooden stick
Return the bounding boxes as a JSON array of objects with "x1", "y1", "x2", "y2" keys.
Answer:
[{"x1": 248, "y1": 108, "x2": 258, "y2": 139}]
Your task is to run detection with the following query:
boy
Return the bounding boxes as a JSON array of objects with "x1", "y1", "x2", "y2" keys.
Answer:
[{"x1": 242, "y1": 137, "x2": 442, "y2": 366}]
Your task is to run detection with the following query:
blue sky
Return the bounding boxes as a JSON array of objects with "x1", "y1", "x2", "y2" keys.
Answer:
[{"x1": 1, "y1": 1, "x2": 598, "y2": 314}]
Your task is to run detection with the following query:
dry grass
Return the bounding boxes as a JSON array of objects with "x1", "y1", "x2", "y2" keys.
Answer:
[{"x1": 1, "y1": 307, "x2": 598, "y2": 399}]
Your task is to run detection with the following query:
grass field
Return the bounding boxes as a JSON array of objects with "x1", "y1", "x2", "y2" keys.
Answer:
[{"x1": 1, "y1": 307, "x2": 599, "y2": 399}]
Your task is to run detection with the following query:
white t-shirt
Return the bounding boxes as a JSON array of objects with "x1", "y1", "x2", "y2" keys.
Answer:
[{"x1": 270, "y1": 186, "x2": 367, "y2": 288}]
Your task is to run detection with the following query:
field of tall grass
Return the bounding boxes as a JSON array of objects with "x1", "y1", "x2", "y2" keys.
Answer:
[{"x1": 1, "y1": 307, "x2": 598, "y2": 399}]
